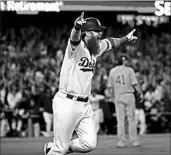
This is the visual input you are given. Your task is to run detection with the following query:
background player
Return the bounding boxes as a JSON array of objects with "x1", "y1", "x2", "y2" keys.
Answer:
[
  {"x1": 135, "y1": 72, "x2": 146, "y2": 135},
  {"x1": 44, "y1": 12, "x2": 138, "y2": 155},
  {"x1": 107, "y1": 54, "x2": 143, "y2": 147}
]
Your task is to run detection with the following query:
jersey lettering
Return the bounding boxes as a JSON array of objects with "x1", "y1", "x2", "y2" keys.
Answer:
[
  {"x1": 116, "y1": 74, "x2": 125, "y2": 85},
  {"x1": 78, "y1": 57, "x2": 96, "y2": 73}
]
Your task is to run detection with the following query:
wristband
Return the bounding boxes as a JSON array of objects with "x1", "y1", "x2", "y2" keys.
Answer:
[{"x1": 74, "y1": 25, "x2": 81, "y2": 31}]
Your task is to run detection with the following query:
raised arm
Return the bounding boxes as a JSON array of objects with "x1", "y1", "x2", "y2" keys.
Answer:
[
  {"x1": 111, "y1": 29, "x2": 137, "y2": 48},
  {"x1": 70, "y1": 12, "x2": 86, "y2": 50}
]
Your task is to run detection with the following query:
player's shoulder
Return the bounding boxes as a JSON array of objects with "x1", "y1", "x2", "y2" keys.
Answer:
[
  {"x1": 110, "y1": 67, "x2": 116, "y2": 72},
  {"x1": 100, "y1": 38, "x2": 110, "y2": 44},
  {"x1": 128, "y1": 66, "x2": 135, "y2": 71},
  {"x1": 109, "y1": 66, "x2": 119, "y2": 74},
  {"x1": 125, "y1": 66, "x2": 132, "y2": 69},
  {"x1": 126, "y1": 66, "x2": 136, "y2": 73}
]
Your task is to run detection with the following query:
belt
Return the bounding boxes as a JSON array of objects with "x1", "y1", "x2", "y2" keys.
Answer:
[{"x1": 66, "y1": 94, "x2": 89, "y2": 102}]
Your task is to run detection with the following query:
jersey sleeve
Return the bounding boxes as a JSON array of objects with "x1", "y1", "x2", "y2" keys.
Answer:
[
  {"x1": 96, "y1": 38, "x2": 113, "y2": 57},
  {"x1": 130, "y1": 68, "x2": 138, "y2": 86}
]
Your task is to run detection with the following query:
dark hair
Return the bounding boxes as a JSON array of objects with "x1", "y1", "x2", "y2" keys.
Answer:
[
  {"x1": 81, "y1": 33, "x2": 86, "y2": 40},
  {"x1": 117, "y1": 54, "x2": 130, "y2": 65}
]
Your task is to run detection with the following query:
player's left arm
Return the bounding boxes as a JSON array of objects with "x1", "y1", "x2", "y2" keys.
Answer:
[{"x1": 97, "y1": 29, "x2": 138, "y2": 57}]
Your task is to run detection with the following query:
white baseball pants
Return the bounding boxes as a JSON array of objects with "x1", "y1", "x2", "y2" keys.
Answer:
[
  {"x1": 135, "y1": 109, "x2": 146, "y2": 135},
  {"x1": 47, "y1": 91, "x2": 97, "y2": 155}
]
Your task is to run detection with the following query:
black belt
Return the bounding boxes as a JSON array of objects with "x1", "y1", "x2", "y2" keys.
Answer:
[{"x1": 66, "y1": 94, "x2": 88, "y2": 102}]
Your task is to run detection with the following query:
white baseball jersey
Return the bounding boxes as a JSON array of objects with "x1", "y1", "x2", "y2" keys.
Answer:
[{"x1": 59, "y1": 39, "x2": 113, "y2": 97}]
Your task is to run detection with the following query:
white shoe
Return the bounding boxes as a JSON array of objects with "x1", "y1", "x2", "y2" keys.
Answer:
[
  {"x1": 44, "y1": 142, "x2": 53, "y2": 155},
  {"x1": 132, "y1": 140, "x2": 140, "y2": 147},
  {"x1": 42, "y1": 131, "x2": 52, "y2": 137},
  {"x1": 117, "y1": 140, "x2": 125, "y2": 148}
]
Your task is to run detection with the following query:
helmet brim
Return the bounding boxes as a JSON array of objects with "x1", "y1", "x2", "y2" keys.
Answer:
[
  {"x1": 97, "y1": 25, "x2": 106, "y2": 31},
  {"x1": 81, "y1": 25, "x2": 106, "y2": 33}
]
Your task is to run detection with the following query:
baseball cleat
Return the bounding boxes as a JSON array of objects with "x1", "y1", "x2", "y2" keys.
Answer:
[
  {"x1": 132, "y1": 140, "x2": 140, "y2": 147},
  {"x1": 44, "y1": 142, "x2": 52, "y2": 155},
  {"x1": 117, "y1": 140, "x2": 125, "y2": 148}
]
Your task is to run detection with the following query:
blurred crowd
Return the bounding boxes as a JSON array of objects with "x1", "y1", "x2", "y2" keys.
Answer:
[{"x1": 0, "y1": 20, "x2": 171, "y2": 137}]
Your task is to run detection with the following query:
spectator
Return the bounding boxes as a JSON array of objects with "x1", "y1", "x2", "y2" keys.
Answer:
[
  {"x1": 135, "y1": 72, "x2": 146, "y2": 135},
  {"x1": 6, "y1": 84, "x2": 22, "y2": 136},
  {"x1": 42, "y1": 90, "x2": 53, "y2": 137},
  {"x1": 99, "y1": 89, "x2": 116, "y2": 135},
  {"x1": 14, "y1": 87, "x2": 32, "y2": 137}
]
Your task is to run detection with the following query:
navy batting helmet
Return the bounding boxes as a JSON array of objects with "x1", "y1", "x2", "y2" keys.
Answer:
[{"x1": 81, "y1": 17, "x2": 106, "y2": 33}]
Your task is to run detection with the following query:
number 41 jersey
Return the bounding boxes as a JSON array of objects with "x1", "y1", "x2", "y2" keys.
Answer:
[{"x1": 108, "y1": 65, "x2": 138, "y2": 95}]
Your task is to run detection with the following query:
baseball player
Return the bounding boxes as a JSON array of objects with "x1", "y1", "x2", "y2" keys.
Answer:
[
  {"x1": 107, "y1": 55, "x2": 143, "y2": 147},
  {"x1": 135, "y1": 72, "x2": 146, "y2": 135},
  {"x1": 44, "y1": 12, "x2": 138, "y2": 155}
]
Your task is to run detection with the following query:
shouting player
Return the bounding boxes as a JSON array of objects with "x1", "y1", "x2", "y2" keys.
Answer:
[{"x1": 44, "y1": 12, "x2": 138, "y2": 155}]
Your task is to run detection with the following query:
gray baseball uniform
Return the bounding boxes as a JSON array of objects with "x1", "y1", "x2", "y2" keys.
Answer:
[{"x1": 108, "y1": 65, "x2": 139, "y2": 142}]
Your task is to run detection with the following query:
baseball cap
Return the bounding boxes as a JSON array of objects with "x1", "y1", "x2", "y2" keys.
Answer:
[
  {"x1": 118, "y1": 54, "x2": 130, "y2": 65},
  {"x1": 81, "y1": 17, "x2": 106, "y2": 33},
  {"x1": 120, "y1": 54, "x2": 130, "y2": 61}
]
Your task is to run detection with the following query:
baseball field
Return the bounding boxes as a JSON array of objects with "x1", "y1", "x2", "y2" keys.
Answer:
[{"x1": 1, "y1": 134, "x2": 170, "y2": 155}]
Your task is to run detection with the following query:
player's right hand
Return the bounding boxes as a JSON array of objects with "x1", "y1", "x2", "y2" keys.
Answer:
[
  {"x1": 126, "y1": 29, "x2": 138, "y2": 42},
  {"x1": 74, "y1": 12, "x2": 86, "y2": 30}
]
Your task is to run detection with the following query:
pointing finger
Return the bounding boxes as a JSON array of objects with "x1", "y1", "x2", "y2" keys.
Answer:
[
  {"x1": 131, "y1": 29, "x2": 136, "y2": 34},
  {"x1": 133, "y1": 36, "x2": 138, "y2": 40},
  {"x1": 81, "y1": 12, "x2": 84, "y2": 19}
]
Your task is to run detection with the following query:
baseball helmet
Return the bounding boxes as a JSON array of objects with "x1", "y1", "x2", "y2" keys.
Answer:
[{"x1": 81, "y1": 17, "x2": 106, "y2": 33}]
